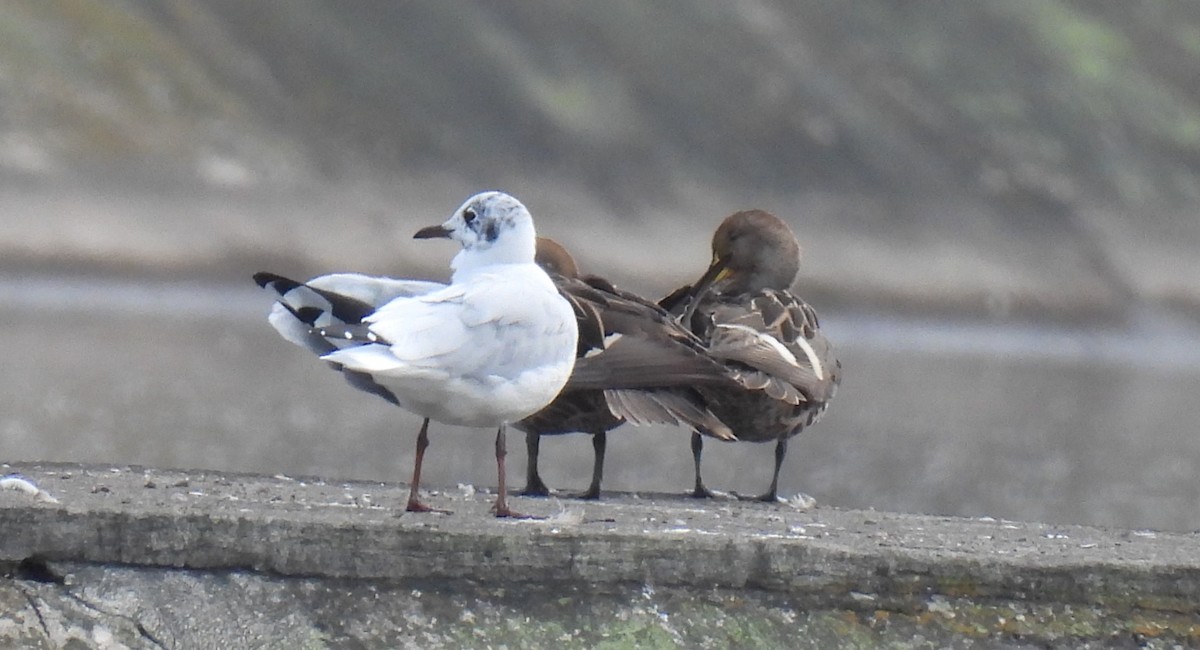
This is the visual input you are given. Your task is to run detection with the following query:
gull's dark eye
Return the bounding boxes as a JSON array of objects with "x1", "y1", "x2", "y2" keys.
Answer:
[{"x1": 463, "y1": 208, "x2": 478, "y2": 224}]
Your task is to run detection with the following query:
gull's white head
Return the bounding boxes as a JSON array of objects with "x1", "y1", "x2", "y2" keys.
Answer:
[{"x1": 415, "y1": 191, "x2": 538, "y2": 273}]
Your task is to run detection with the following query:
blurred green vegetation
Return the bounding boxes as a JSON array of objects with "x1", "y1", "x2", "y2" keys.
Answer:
[
  {"x1": 2, "y1": 0, "x2": 1199, "y2": 208},
  {"x1": 2, "y1": 1, "x2": 1200, "y2": 318}
]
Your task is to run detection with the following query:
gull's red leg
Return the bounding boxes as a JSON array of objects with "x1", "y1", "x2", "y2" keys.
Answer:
[
  {"x1": 406, "y1": 418, "x2": 449, "y2": 514},
  {"x1": 492, "y1": 424, "x2": 539, "y2": 519}
]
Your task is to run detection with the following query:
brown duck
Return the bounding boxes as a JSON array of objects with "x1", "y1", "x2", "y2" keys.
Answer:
[
  {"x1": 661, "y1": 210, "x2": 841, "y2": 502},
  {"x1": 518, "y1": 238, "x2": 736, "y2": 499}
]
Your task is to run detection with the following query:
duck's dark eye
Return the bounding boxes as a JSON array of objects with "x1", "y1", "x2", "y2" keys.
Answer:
[{"x1": 463, "y1": 208, "x2": 478, "y2": 224}]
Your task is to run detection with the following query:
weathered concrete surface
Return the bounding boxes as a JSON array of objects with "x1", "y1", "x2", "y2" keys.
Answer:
[{"x1": 3, "y1": 462, "x2": 1200, "y2": 648}]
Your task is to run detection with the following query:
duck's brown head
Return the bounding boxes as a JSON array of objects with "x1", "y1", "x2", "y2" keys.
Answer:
[
  {"x1": 534, "y1": 237, "x2": 580, "y2": 279},
  {"x1": 699, "y1": 210, "x2": 801, "y2": 296}
]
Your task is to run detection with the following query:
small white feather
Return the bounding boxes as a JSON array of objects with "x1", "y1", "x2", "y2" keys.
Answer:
[{"x1": 0, "y1": 476, "x2": 60, "y2": 503}]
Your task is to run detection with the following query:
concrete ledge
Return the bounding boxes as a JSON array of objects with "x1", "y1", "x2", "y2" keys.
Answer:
[
  {"x1": 4, "y1": 463, "x2": 1200, "y2": 604},
  {"x1": 4, "y1": 463, "x2": 1200, "y2": 647}
]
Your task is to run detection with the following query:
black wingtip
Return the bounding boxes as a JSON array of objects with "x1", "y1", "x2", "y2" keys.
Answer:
[
  {"x1": 343, "y1": 370, "x2": 401, "y2": 406},
  {"x1": 254, "y1": 272, "x2": 302, "y2": 294},
  {"x1": 293, "y1": 306, "x2": 324, "y2": 326},
  {"x1": 252, "y1": 271, "x2": 278, "y2": 288},
  {"x1": 312, "y1": 323, "x2": 389, "y2": 345}
]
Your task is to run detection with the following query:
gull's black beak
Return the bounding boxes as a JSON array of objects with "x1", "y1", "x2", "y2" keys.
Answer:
[{"x1": 413, "y1": 224, "x2": 453, "y2": 239}]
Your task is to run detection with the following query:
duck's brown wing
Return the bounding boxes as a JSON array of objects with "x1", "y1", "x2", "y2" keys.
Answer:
[
  {"x1": 603, "y1": 389, "x2": 735, "y2": 441},
  {"x1": 517, "y1": 389, "x2": 621, "y2": 436},
  {"x1": 704, "y1": 290, "x2": 839, "y2": 405},
  {"x1": 542, "y1": 272, "x2": 737, "y2": 440},
  {"x1": 555, "y1": 274, "x2": 735, "y2": 391}
]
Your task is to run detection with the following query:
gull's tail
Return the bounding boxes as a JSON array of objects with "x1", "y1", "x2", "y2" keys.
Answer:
[
  {"x1": 254, "y1": 271, "x2": 437, "y2": 407},
  {"x1": 255, "y1": 272, "x2": 369, "y2": 355}
]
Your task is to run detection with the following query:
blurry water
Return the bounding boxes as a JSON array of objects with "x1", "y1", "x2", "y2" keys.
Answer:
[{"x1": 3, "y1": 276, "x2": 1200, "y2": 531}]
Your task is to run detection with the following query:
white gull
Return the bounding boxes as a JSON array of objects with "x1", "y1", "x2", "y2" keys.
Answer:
[{"x1": 256, "y1": 191, "x2": 578, "y2": 517}]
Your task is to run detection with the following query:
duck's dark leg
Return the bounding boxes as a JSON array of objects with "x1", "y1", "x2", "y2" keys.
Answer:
[
  {"x1": 573, "y1": 430, "x2": 607, "y2": 500},
  {"x1": 406, "y1": 418, "x2": 449, "y2": 513},
  {"x1": 493, "y1": 424, "x2": 538, "y2": 519},
  {"x1": 520, "y1": 430, "x2": 551, "y2": 497},
  {"x1": 747, "y1": 436, "x2": 787, "y2": 503},
  {"x1": 689, "y1": 431, "x2": 718, "y2": 498}
]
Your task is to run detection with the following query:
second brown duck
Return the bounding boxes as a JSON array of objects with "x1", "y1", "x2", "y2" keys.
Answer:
[{"x1": 661, "y1": 210, "x2": 841, "y2": 502}]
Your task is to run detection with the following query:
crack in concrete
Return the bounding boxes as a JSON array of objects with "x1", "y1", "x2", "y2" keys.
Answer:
[
  {"x1": 14, "y1": 583, "x2": 51, "y2": 642},
  {"x1": 59, "y1": 587, "x2": 170, "y2": 650}
]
